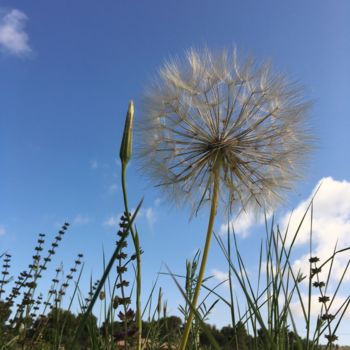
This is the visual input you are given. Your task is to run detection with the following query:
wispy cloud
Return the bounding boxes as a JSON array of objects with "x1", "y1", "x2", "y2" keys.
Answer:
[
  {"x1": 90, "y1": 160, "x2": 98, "y2": 169},
  {"x1": 142, "y1": 207, "x2": 156, "y2": 227},
  {"x1": 0, "y1": 9, "x2": 31, "y2": 56},
  {"x1": 103, "y1": 216, "x2": 118, "y2": 228},
  {"x1": 154, "y1": 197, "x2": 163, "y2": 206},
  {"x1": 73, "y1": 214, "x2": 90, "y2": 225},
  {"x1": 103, "y1": 206, "x2": 157, "y2": 229},
  {"x1": 126, "y1": 206, "x2": 157, "y2": 228},
  {"x1": 0, "y1": 225, "x2": 6, "y2": 236},
  {"x1": 108, "y1": 184, "x2": 118, "y2": 193}
]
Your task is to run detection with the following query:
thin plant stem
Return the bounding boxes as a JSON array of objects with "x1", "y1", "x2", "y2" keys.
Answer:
[
  {"x1": 306, "y1": 202, "x2": 313, "y2": 350},
  {"x1": 179, "y1": 163, "x2": 220, "y2": 350},
  {"x1": 121, "y1": 164, "x2": 142, "y2": 350}
]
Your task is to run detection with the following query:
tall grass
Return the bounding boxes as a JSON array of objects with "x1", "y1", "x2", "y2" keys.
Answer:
[{"x1": 212, "y1": 204, "x2": 350, "y2": 350}]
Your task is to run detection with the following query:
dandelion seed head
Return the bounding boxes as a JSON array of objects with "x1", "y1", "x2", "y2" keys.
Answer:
[{"x1": 138, "y1": 48, "x2": 313, "y2": 216}]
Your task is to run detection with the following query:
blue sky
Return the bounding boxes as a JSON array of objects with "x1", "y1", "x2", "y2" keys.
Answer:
[{"x1": 1, "y1": 0, "x2": 350, "y2": 344}]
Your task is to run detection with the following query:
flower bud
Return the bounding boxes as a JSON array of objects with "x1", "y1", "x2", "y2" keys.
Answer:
[
  {"x1": 18, "y1": 323, "x2": 25, "y2": 335},
  {"x1": 309, "y1": 256, "x2": 320, "y2": 263},
  {"x1": 113, "y1": 296, "x2": 119, "y2": 309},
  {"x1": 319, "y1": 296, "x2": 330, "y2": 303},
  {"x1": 119, "y1": 100, "x2": 134, "y2": 167},
  {"x1": 157, "y1": 288, "x2": 162, "y2": 316}
]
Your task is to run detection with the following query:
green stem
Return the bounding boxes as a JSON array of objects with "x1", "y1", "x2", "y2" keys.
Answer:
[
  {"x1": 121, "y1": 164, "x2": 142, "y2": 350},
  {"x1": 179, "y1": 166, "x2": 220, "y2": 350}
]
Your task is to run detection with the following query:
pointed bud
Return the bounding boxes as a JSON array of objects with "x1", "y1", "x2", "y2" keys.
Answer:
[
  {"x1": 18, "y1": 323, "x2": 25, "y2": 334},
  {"x1": 163, "y1": 301, "x2": 168, "y2": 319},
  {"x1": 119, "y1": 100, "x2": 134, "y2": 167},
  {"x1": 157, "y1": 287, "x2": 162, "y2": 316}
]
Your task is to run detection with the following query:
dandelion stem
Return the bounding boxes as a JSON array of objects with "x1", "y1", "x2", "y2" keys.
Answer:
[{"x1": 179, "y1": 162, "x2": 220, "y2": 350}]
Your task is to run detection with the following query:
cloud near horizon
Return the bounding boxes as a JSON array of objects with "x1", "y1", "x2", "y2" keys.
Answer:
[
  {"x1": 213, "y1": 177, "x2": 350, "y2": 313},
  {"x1": 289, "y1": 292, "x2": 350, "y2": 320},
  {"x1": 281, "y1": 177, "x2": 350, "y2": 282},
  {"x1": 0, "y1": 9, "x2": 31, "y2": 56},
  {"x1": 218, "y1": 177, "x2": 350, "y2": 282}
]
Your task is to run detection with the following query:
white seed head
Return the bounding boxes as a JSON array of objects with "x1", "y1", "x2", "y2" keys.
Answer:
[{"x1": 138, "y1": 48, "x2": 313, "y2": 215}]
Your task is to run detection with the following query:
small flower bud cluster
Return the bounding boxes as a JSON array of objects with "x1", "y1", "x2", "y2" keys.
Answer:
[
  {"x1": 82, "y1": 279, "x2": 100, "y2": 312},
  {"x1": 5, "y1": 223, "x2": 70, "y2": 331},
  {"x1": 0, "y1": 254, "x2": 11, "y2": 298},
  {"x1": 309, "y1": 256, "x2": 338, "y2": 345},
  {"x1": 53, "y1": 253, "x2": 83, "y2": 307},
  {"x1": 112, "y1": 212, "x2": 139, "y2": 343}
]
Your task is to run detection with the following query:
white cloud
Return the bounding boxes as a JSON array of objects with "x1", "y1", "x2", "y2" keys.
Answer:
[
  {"x1": 290, "y1": 292, "x2": 350, "y2": 320},
  {"x1": 219, "y1": 210, "x2": 269, "y2": 237},
  {"x1": 90, "y1": 160, "x2": 98, "y2": 169},
  {"x1": 0, "y1": 225, "x2": 6, "y2": 236},
  {"x1": 281, "y1": 177, "x2": 350, "y2": 282},
  {"x1": 0, "y1": 9, "x2": 31, "y2": 56},
  {"x1": 211, "y1": 268, "x2": 229, "y2": 287},
  {"x1": 73, "y1": 214, "x2": 90, "y2": 225}
]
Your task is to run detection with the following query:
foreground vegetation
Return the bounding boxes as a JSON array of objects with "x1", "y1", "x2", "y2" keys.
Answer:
[
  {"x1": 1, "y1": 101, "x2": 349, "y2": 349},
  {"x1": 0, "y1": 305, "x2": 338, "y2": 350}
]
